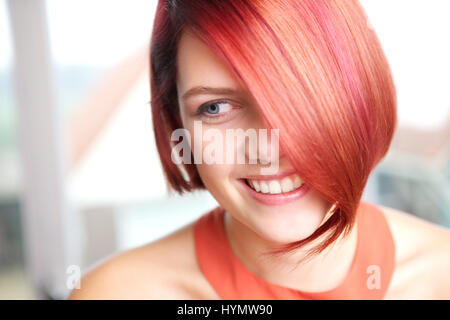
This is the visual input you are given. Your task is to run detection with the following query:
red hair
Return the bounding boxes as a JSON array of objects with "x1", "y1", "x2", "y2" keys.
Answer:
[{"x1": 149, "y1": 0, "x2": 397, "y2": 256}]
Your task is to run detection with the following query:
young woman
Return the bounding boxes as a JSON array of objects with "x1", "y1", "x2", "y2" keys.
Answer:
[{"x1": 69, "y1": 0, "x2": 450, "y2": 299}]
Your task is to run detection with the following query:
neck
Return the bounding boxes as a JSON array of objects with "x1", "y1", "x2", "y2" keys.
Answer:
[{"x1": 223, "y1": 210, "x2": 359, "y2": 292}]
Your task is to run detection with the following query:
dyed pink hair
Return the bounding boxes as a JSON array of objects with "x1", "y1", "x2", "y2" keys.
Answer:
[{"x1": 149, "y1": 0, "x2": 397, "y2": 256}]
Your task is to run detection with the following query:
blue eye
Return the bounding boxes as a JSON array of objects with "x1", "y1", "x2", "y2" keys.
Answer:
[
  {"x1": 198, "y1": 100, "x2": 233, "y2": 116},
  {"x1": 193, "y1": 99, "x2": 243, "y2": 123},
  {"x1": 206, "y1": 102, "x2": 220, "y2": 114}
]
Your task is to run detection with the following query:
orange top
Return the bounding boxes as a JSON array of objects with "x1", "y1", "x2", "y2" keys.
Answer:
[{"x1": 194, "y1": 200, "x2": 396, "y2": 299}]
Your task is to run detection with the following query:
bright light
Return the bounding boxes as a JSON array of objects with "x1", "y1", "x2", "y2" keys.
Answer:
[
  {"x1": 361, "y1": 0, "x2": 450, "y2": 129},
  {"x1": 0, "y1": 0, "x2": 12, "y2": 69},
  {"x1": 46, "y1": 0, "x2": 157, "y2": 67}
]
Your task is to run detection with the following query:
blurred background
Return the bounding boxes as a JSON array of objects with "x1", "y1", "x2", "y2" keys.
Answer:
[{"x1": 0, "y1": 0, "x2": 448, "y2": 299}]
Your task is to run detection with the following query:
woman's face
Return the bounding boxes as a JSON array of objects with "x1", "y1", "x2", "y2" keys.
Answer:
[{"x1": 176, "y1": 29, "x2": 331, "y2": 245}]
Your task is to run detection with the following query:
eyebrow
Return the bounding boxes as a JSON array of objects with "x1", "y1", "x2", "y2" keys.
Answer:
[{"x1": 181, "y1": 86, "x2": 247, "y2": 102}]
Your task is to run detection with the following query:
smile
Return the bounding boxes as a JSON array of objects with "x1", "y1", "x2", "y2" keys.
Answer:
[
  {"x1": 238, "y1": 172, "x2": 310, "y2": 206},
  {"x1": 245, "y1": 174, "x2": 304, "y2": 194}
]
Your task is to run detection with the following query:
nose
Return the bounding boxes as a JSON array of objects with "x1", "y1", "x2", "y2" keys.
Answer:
[
  {"x1": 242, "y1": 116, "x2": 282, "y2": 165},
  {"x1": 252, "y1": 131, "x2": 280, "y2": 164}
]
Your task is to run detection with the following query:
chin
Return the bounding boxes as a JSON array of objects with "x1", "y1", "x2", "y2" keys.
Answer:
[
  {"x1": 206, "y1": 174, "x2": 331, "y2": 245},
  {"x1": 229, "y1": 175, "x2": 329, "y2": 237},
  {"x1": 227, "y1": 191, "x2": 329, "y2": 247},
  {"x1": 248, "y1": 205, "x2": 327, "y2": 245}
]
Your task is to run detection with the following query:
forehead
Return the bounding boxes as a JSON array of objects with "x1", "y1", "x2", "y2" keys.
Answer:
[{"x1": 176, "y1": 29, "x2": 245, "y2": 96}]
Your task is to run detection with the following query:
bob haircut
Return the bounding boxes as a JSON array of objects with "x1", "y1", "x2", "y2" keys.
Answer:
[{"x1": 149, "y1": 0, "x2": 397, "y2": 256}]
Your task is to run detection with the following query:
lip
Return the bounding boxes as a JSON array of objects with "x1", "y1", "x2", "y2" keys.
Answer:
[{"x1": 237, "y1": 178, "x2": 311, "y2": 206}]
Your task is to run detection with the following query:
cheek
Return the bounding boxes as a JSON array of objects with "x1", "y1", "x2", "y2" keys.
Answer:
[
  {"x1": 188, "y1": 122, "x2": 247, "y2": 211},
  {"x1": 196, "y1": 162, "x2": 235, "y2": 195},
  {"x1": 186, "y1": 123, "x2": 237, "y2": 184},
  {"x1": 196, "y1": 161, "x2": 246, "y2": 215},
  {"x1": 180, "y1": 119, "x2": 232, "y2": 192}
]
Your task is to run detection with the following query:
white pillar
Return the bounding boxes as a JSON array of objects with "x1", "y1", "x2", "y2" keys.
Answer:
[{"x1": 7, "y1": 0, "x2": 80, "y2": 299}]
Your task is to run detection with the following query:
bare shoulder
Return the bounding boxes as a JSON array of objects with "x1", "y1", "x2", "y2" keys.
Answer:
[
  {"x1": 378, "y1": 205, "x2": 450, "y2": 299},
  {"x1": 379, "y1": 204, "x2": 450, "y2": 257},
  {"x1": 68, "y1": 219, "x2": 217, "y2": 299}
]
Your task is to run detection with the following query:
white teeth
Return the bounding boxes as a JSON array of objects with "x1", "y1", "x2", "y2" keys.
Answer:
[
  {"x1": 246, "y1": 174, "x2": 304, "y2": 194},
  {"x1": 252, "y1": 180, "x2": 261, "y2": 192},
  {"x1": 259, "y1": 181, "x2": 269, "y2": 193},
  {"x1": 293, "y1": 176, "x2": 302, "y2": 189},
  {"x1": 280, "y1": 177, "x2": 294, "y2": 193},
  {"x1": 268, "y1": 180, "x2": 282, "y2": 194}
]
